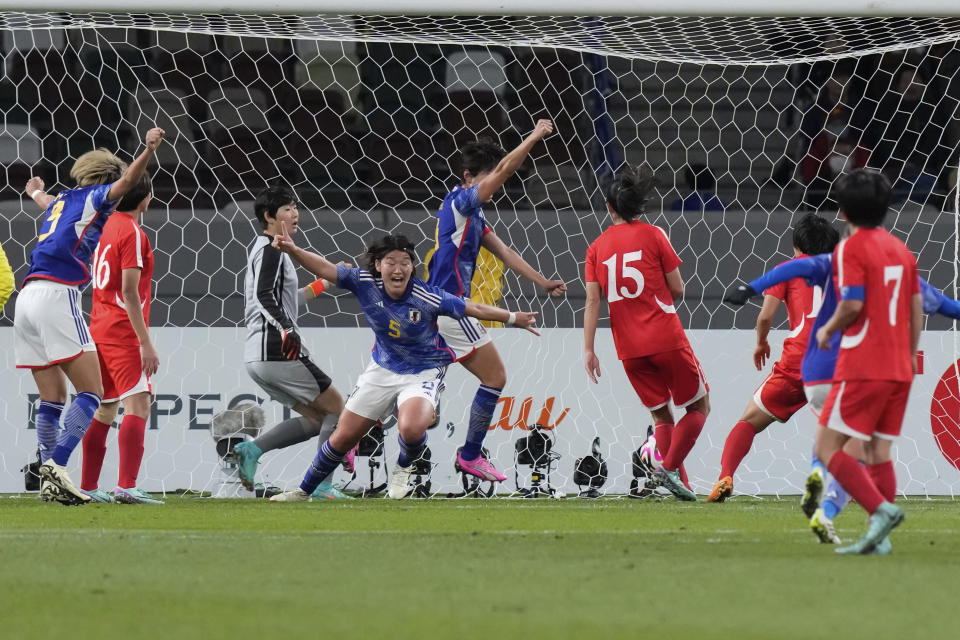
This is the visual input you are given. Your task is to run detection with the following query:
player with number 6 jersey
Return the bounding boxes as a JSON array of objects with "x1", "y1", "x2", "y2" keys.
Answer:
[
  {"x1": 79, "y1": 172, "x2": 163, "y2": 504},
  {"x1": 583, "y1": 165, "x2": 708, "y2": 501}
]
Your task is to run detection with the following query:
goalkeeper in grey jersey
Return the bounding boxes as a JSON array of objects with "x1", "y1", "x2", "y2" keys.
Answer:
[{"x1": 236, "y1": 185, "x2": 349, "y2": 499}]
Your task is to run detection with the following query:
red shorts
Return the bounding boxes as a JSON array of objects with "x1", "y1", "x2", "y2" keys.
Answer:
[
  {"x1": 752, "y1": 364, "x2": 807, "y2": 422},
  {"x1": 622, "y1": 346, "x2": 709, "y2": 410},
  {"x1": 97, "y1": 342, "x2": 151, "y2": 402},
  {"x1": 819, "y1": 379, "x2": 912, "y2": 441}
]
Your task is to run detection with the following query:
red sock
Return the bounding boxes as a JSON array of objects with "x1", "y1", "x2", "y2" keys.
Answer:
[
  {"x1": 654, "y1": 422, "x2": 690, "y2": 486},
  {"x1": 662, "y1": 410, "x2": 706, "y2": 472},
  {"x1": 719, "y1": 420, "x2": 757, "y2": 480},
  {"x1": 827, "y1": 450, "x2": 885, "y2": 515},
  {"x1": 867, "y1": 460, "x2": 897, "y2": 503},
  {"x1": 117, "y1": 415, "x2": 147, "y2": 489},
  {"x1": 81, "y1": 419, "x2": 112, "y2": 491},
  {"x1": 654, "y1": 422, "x2": 674, "y2": 455}
]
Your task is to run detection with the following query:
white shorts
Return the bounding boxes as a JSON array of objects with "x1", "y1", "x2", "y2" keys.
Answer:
[
  {"x1": 15, "y1": 280, "x2": 96, "y2": 369},
  {"x1": 344, "y1": 361, "x2": 446, "y2": 421},
  {"x1": 437, "y1": 314, "x2": 492, "y2": 360},
  {"x1": 804, "y1": 383, "x2": 831, "y2": 420}
]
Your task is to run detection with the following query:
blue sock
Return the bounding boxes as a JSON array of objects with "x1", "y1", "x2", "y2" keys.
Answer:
[
  {"x1": 810, "y1": 450, "x2": 827, "y2": 476},
  {"x1": 300, "y1": 440, "x2": 344, "y2": 494},
  {"x1": 822, "y1": 476, "x2": 851, "y2": 520},
  {"x1": 461, "y1": 384, "x2": 502, "y2": 461},
  {"x1": 36, "y1": 400, "x2": 64, "y2": 463},
  {"x1": 51, "y1": 392, "x2": 100, "y2": 466},
  {"x1": 397, "y1": 433, "x2": 427, "y2": 468}
]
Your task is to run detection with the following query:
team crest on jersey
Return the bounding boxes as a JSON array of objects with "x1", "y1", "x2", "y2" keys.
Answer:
[{"x1": 408, "y1": 309, "x2": 422, "y2": 323}]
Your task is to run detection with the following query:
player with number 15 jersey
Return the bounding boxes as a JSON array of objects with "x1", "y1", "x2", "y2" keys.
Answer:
[{"x1": 583, "y1": 166, "x2": 708, "y2": 501}]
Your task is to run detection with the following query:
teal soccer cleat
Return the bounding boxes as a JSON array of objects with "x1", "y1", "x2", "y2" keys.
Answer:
[
  {"x1": 311, "y1": 481, "x2": 354, "y2": 500},
  {"x1": 82, "y1": 488, "x2": 116, "y2": 503},
  {"x1": 114, "y1": 487, "x2": 165, "y2": 504},
  {"x1": 655, "y1": 468, "x2": 697, "y2": 501},
  {"x1": 836, "y1": 502, "x2": 904, "y2": 555},
  {"x1": 232, "y1": 441, "x2": 263, "y2": 491}
]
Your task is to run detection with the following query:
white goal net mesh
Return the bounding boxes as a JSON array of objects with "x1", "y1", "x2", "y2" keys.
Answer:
[{"x1": 1, "y1": 12, "x2": 958, "y2": 498}]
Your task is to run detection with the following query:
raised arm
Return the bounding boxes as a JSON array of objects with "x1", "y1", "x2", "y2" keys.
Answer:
[
  {"x1": 463, "y1": 300, "x2": 539, "y2": 335},
  {"x1": 910, "y1": 292, "x2": 922, "y2": 373},
  {"x1": 24, "y1": 176, "x2": 56, "y2": 210},
  {"x1": 272, "y1": 221, "x2": 339, "y2": 284},
  {"x1": 105, "y1": 127, "x2": 165, "y2": 203},
  {"x1": 481, "y1": 231, "x2": 566, "y2": 296},
  {"x1": 475, "y1": 119, "x2": 553, "y2": 203}
]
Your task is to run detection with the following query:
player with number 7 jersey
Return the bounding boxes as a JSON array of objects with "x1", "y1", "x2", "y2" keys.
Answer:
[{"x1": 583, "y1": 166, "x2": 708, "y2": 501}]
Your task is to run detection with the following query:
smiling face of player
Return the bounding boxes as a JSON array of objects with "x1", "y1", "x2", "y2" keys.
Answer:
[
  {"x1": 377, "y1": 250, "x2": 414, "y2": 300},
  {"x1": 266, "y1": 202, "x2": 299, "y2": 237}
]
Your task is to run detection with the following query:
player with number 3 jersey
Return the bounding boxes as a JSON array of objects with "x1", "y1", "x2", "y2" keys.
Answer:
[
  {"x1": 14, "y1": 127, "x2": 164, "y2": 505},
  {"x1": 583, "y1": 165, "x2": 708, "y2": 501}
]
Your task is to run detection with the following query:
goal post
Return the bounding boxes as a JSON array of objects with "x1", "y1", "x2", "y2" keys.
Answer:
[{"x1": 0, "y1": 10, "x2": 958, "y2": 497}]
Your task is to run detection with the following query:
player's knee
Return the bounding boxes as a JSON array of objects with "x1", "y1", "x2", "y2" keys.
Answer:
[
  {"x1": 123, "y1": 393, "x2": 151, "y2": 419},
  {"x1": 689, "y1": 394, "x2": 710, "y2": 417},
  {"x1": 94, "y1": 402, "x2": 119, "y2": 425},
  {"x1": 483, "y1": 366, "x2": 506, "y2": 389}
]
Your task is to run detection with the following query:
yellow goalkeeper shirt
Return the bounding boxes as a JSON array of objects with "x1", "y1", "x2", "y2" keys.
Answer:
[{"x1": 0, "y1": 241, "x2": 13, "y2": 311}]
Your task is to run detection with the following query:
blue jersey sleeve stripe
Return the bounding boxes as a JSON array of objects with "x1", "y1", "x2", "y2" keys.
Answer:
[
  {"x1": 411, "y1": 290, "x2": 441, "y2": 308},
  {"x1": 840, "y1": 285, "x2": 865, "y2": 301}
]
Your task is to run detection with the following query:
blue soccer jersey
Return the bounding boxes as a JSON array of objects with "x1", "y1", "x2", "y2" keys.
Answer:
[
  {"x1": 24, "y1": 184, "x2": 119, "y2": 287},
  {"x1": 336, "y1": 265, "x2": 467, "y2": 374},
  {"x1": 425, "y1": 184, "x2": 489, "y2": 297},
  {"x1": 749, "y1": 253, "x2": 958, "y2": 385}
]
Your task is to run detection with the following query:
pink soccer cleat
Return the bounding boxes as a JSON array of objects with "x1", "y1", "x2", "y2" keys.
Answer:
[
  {"x1": 342, "y1": 445, "x2": 358, "y2": 474},
  {"x1": 457, "y1": 452, "x2": 507, "y2": 482}
]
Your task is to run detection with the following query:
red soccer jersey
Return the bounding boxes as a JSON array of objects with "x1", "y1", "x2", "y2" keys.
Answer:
[
  {"x1": 832, "y1": 227, "x2": 919, "y2": 382},
  {"x1": 585, "y1": 221, "x2": 689, "y2": 359},
  {"x1": 89, "y1": 212, "x2": 154, "y2": 347},
  {"x1": 764, "y1": 254, "x2": 818, "y2": 376}
]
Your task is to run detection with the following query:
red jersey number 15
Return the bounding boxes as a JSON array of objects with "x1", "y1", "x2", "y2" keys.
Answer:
[{"x1": 602, "y1": 251, "x2": 644, "y2": 303}]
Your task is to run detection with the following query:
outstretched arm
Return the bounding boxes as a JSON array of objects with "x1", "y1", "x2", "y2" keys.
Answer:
[
  {"x1": 272, "y1": 222, "x2": 339, "y2": 284},
  {"x1": 106, "y1": 127, "x2": 165, "y2": 203},
  {"x1": 583, "y1": 282, "x2": 603, "y2": 383},
  {"x1": 724, "y1": 254, "x2": 831, "y2": 306},
  {"x1": 463, "y1": 300, "x2": 539, "y2": 336},
  {"x1": 481, "y1": 231, "x2": 566, "y2": 297},
  {"x1": 475, "y1": 119, "x2": 553, "y2": 203}
]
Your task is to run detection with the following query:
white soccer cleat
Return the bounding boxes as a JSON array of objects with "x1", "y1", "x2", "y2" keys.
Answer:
[
  {"x1": 387, "y1": 464, "x2": 414, "y2": 500},
  {"x1": 269, "y1": 489, "x2": 312, "y2": 503},
  {"x1": 39, "y1": 461, "x2": 90, "y2": 505},
  {"x1": 810, "y1": 507, "x2": 841, "y2": 544}
]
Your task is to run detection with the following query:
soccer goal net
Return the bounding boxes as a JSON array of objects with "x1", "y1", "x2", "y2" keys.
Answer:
[{"x1": 1, "y1": 9, "x2": 959, "y2": 498}]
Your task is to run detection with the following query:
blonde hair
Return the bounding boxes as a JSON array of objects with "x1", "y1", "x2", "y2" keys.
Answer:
[{"x1": 69, "y1": 148, "x2": 127, "y2": 187}]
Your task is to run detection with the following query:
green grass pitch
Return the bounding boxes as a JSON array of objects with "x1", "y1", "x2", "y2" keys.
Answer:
[{"x1": 1, "y1": 495, "x2": 957, "y2": 640}]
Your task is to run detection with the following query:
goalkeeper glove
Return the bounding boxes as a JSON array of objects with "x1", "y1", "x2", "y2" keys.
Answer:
[
  {"x1": 723, "y1": 284, "x2": 758, "y2": 306},
  {"x1": 281, "y1": 328, "x2": 302, "y2": 360}
]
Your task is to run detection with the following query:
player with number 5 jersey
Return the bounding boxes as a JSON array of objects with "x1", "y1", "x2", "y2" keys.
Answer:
[
  {"x1": 583, "y1": 165, "x2": 708, "y2": 501},
  {"x1": 14, "y1": 127, "x2": 164, "y2": 505}
]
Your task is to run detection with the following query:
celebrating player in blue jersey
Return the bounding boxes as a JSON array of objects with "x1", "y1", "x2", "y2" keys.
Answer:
[
  {"x1": 268, "y1": 225, "x2": 541, "y2": 501},
  {"x1": 14, "y1": 127, "x2": 165, "y2": 505},
  {"x1": 425, "y1": 119, "x2": 567, "y2": 483},
  {"x1": 724, "y1": 246, "x2": 960, "y2": 545}
]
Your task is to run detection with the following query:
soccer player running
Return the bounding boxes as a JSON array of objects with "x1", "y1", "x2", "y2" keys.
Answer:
[
  {"x1": 74, "y1": 172, "x2": 163, "y2": 504},
  {"x1": 14, "y1": 127, "x2": 164, "y2": 505},
  {"x1": 236, "y1": 186, "x2": 350, "y2": 499},
  {"x1": 583, "y1": 166, "x2": 709, "y2": 501},
  {"x1": 425, "y1": 120, "x2": 567, "y2": 483},
  {"x1": 813, "y1": 169, "x2": 918, "y2": 555},
  {"x1": 268, "y1": 228, "x2": 540, "y2": 501},
  {"x1": 707, "y1": 214, "x2": 839, "y2": 503}
]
